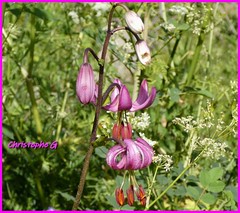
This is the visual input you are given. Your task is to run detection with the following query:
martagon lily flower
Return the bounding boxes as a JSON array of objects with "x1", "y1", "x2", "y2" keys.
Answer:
[
  {"x1": 106, "y1": 138, "x2": 154, "y2": 170},
  {"x1": 103, "y1": 79, "x2": 156, "y2": 112}
]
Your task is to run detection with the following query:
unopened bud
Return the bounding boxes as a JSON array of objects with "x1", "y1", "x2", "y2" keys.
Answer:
[
  {"x1": 135, "y1": 40, "x2": 151, "y2": 65},
  {"x1": 126, "y1": 185, "x2": 134, "y2": 206},
  {"x1": 125, "y1": 11, "x2": 144, "y2": 34},
  {"x1": 76, "y1": 63, "x2": 96, "y2": 104},
  {"x1": 115, "y1": 188, "x2": 125, "y2": 206}
]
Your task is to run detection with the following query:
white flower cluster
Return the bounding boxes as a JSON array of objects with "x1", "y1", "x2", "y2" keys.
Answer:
[
  {"x1": 92, "y1": 3, "x2": 111, "y2": 17},
  {"x1": 139, "y1": 132, "x2": 157, "y2": 147},
  {"x1": 172, "y1": 116, "x2": 197, "y2": 132},
  {"x1": 185, "y1": 4, "x2": 213, "y2": 35},
  {"x1": 169, "y1": 5, "x2": 188, "y2": 16},
  {"x1": 127, "y1": 112, "x2": 150, "y2": 131},
  {"x1": 160, "y1": 23, "x2": 176, "y2": 32},
  {"x1": 194, "y1": 137, "x2": 228, "y2": 160},
  {"x1": 68, "y1": 11, "x2": 80, "y2": 24},
  {"x1": 152, "y1": 154, "x2": 173, "y2": 172}
]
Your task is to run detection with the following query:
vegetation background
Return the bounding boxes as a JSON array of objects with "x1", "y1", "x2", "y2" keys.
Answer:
[{"x1": 2, "y1": 2, "x2": 237, "y2": 210}]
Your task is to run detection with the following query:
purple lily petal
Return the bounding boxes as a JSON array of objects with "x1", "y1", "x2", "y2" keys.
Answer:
[
  {"x1": 135, "y1": 138, "x2": 154, "y2": 168},
  {"x1": 103, "y1": 94, "x2": 120, "y2": 112},
  {"x1": 125, "y1": 139, "x2": 142, "y2": 170},
  {"x1": 90, "y1": 84, "x2": 98, "y2": 105},
  {"x1": 106, "y1": 138, "x2": 153, "y2": 170},
  {"x1": 106, "y1": 145, "x2": 126, "y2": 170},
  {"x1": 118, "y1": 85, "x2": 132, "y2": 111},
  {"x1": 130, "y1": 79, "x2": 157, "y2": 112},
  {"x1": 103, "y1": 79, "x2": 132, "y2": 112}
]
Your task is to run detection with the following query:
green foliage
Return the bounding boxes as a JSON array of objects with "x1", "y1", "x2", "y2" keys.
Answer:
[{"x1": 2, "y1": 2, "x2": 237, "y2": 210}]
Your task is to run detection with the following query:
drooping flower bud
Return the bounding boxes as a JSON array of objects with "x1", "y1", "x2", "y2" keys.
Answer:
[
  {"x1": 135, "y1": 40, "x2": 151, "y2": 65},
  {"x1": 76, "y1": 63, "x2": 96, "y2": 105},
  {"x1": 125, "y1": 10, "x2": 144, "y2": 34},
  {"x1": 112, "y1": 123, "x2": 132, "y2": 140},
  {"x1": 136, "y1": 185, "x2": 146, "y2": 206},
  {"x1": 126, "y1": 185, "x2": 135, "y2": 206},
  {"x1": 112, "y1": 123, "x2": 121, "y2": 140},
  {"x1": 115, "y1": 188, "x2": 125, "y2": 206},
  {"x1": 121, "y1": 123, "x2": 132, "y2": 140}
]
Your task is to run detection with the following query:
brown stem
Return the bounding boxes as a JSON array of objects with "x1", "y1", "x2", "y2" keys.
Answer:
[
  {"x1": 72, "y1": 8, "x2": 115, "y2": 211},
  {"x1": 83, "y1": 48, "x2": 99, "y2": 64}
]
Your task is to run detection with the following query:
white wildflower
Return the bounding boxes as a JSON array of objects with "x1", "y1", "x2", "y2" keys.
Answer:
[
  {"x1": 169, "y1": 5, "x2": 188, "y2": 16},
  {"x1": 139, "y1": 132, "x2": 157, "y2": 147},
  {"x1": 128, "y1": 112, "x2": 150, "y2": 131},
  {"x1": 153, "y1": 154, "x2": 173, "y2": 172},
  {"x1": 160, "y1": 23, "x2": 176, "y2": 32},
  {"x1": 68, "y1": 11, "x2": 80, "y2": 24},
  {"x1": 92, "y1": 3, "x2": 110, "y2": 17}
]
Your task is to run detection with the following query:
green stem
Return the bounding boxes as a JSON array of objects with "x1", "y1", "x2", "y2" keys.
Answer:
[
  {"x1": 186, "y1": 33, "x2": 205, "y2": 86},
  {"x1": 72, "y1": 4, "x2": 121, "y2": 209},
  {"x1": 55, "y1": 83, "x2": 70, "y2": 144},
  {"x1": 35, "y1": 175, "x2": 46, "y2": 208},
  {"x1": 146, "y1": 165, "x2": 160, "y2": 207},
  {"x1": 146, "y1": 147, "x2": 206, "y2": 210},
  {"x1": 160, "y1": 3, "x2": 167, "y2": 22},
  {"x1": 3, "y1": 104, "x2": 22, "y2": 142},
  {"x1": 26, "y1": 14, "x2": 42, "y2": 136}
]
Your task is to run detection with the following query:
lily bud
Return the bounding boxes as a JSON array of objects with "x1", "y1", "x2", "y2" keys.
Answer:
[
  {"x1": 76, "y1": 63, "x2": 96, "y2": 105},
  {"x1": 136, "y1": 185, "x2": 146, "y2": 207},
  {"x1": 121, "y1": 123, "x2": 132, "y2": 140},
  {"x1": 126, "y1": 185, "x2": 135, "y2": 206},
  {"x1": 112, "y1": 123, "x2": 121, "y2": 140},
  {"x1": 115, "y1": 188, "x2": 125, "y2": 206},
  {"x1": 125, "y1": 10, "x2": 144, "y2": 34},
  {"x1": 135, "y1": 40, "x2": 151, "y2": 65}
]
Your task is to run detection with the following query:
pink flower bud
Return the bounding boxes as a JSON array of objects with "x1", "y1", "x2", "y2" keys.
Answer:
[
  {"x1": 125, "y1": 10, "x2": 144, "y2": 34},
  {"x1": 135, "y1": 40, "x2": 151, "y2": 65},
  {"x1": 76, "y1": 63, "x2": 96, "y2": 105}
]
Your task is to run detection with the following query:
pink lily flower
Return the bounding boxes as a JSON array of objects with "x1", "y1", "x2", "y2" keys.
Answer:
[
  {"x1": 103, "y1": 79, "x2": 132, "y2": 112},
  {"x1": 106, "y1": 138, "x2": 154, "y2": 170},
  {"x1": 103, "y1": 79, "x2": 156, "y2": 112}
]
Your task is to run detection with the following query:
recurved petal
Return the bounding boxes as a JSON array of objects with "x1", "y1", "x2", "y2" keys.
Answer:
[
  {"x1": 103, "y1": 94, "x2": 120, "y2": 112},
  {"x1": 130, "y1": 85, "x2": 156, "y2": 112},
  {"x1": 135, "y1": 141, "x2": 153, "y2": 168},
  {"x1": 106, "y1": 145, "x2": 126, "y2": 170},
  {"x1": 124, "y1": 139, "x2": 142, "y2": 170}
]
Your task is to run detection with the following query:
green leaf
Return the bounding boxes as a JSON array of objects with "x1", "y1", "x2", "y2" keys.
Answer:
[
  {"x1": 55, "y1": 190, "x2": 75, "y2": 202},
  {"x1": 207, "y1": 181, "x2": 225, "y2": 193},
  {"x1": 95, "y1": 146, "x2": 108, "y2": 158},
  {"x1": 169, "y1": 88, "x2": 181, "y2": 102},
  {"x1": 186, "y1": 186, "x2": 200, "y2": 200},
  {"x1": 106, "y1": 195, "x2": 119, "y2": 208},
  {"x1": 199, "y1": 170, "x2": 209, "y2": 188},
  {"x1": 176, "y1": 23, "x2": 190, "y2": 31},
  {"x1": 2, "y1": 125, "x2": 14, "y2": 140},
  {"x1": 201, "y1": 193, "x2": 216, "y2": 205},
  {"x1": 184, "y1": 87, "x2": 214, "y2": 99},
  {"x1": 208, "y1": 167, "x2": 223, "y2": 182}
]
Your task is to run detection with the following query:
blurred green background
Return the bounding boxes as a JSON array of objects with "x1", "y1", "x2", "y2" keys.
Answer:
[{"x1": 2, "y1": 3, "x2": 237, "y2": 210}]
